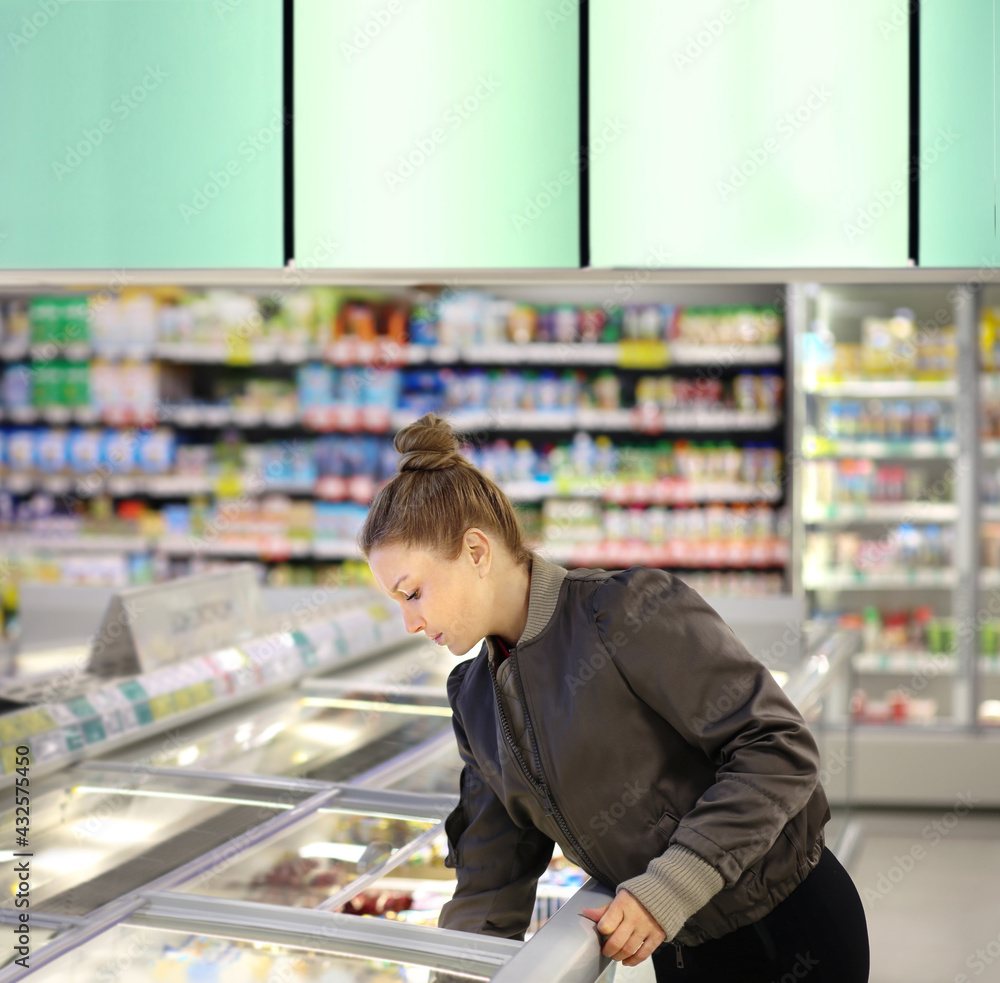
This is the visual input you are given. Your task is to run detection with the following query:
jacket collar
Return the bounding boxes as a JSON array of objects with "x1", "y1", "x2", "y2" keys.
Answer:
[{"x1": 517, "y1": 554, "x2": 569, "y2": 646}]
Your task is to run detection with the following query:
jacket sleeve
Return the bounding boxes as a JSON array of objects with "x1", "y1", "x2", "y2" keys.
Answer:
[
  {"x1": 437, "y1": 658, "x2": 555, "y2": 940},
  {"x1": 593, "y1": 568, "x2": 822, "y2": 932}
]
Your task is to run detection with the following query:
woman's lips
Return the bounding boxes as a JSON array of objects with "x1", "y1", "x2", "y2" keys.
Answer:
[{"x1": 431, "y1": 633, "x2": 444, "y2": 645}]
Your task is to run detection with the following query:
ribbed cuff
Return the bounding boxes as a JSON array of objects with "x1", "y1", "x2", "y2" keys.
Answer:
[{"x1": 618, "y1": 845, "x2": 725, "y2": 942}]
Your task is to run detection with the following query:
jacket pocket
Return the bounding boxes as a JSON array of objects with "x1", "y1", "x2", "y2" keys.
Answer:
[{"x1": 443, "y1": 767, "x2": 471, "y2": 869}]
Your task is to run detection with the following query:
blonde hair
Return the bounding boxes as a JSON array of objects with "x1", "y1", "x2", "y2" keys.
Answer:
[{"x1": 358, "y1": 413, "x2": 534, "y2": 567}]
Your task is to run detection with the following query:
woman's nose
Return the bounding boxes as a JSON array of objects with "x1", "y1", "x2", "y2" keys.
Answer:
[{"x1": 402, "y1": 607, "x2": 426, "y2": 634}]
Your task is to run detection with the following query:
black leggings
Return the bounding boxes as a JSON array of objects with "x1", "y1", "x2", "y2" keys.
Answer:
[{"x1": 651, "y1": 847, "x2": 869, "y2": 982}]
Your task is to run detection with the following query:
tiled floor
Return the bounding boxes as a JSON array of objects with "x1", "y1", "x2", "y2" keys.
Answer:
[{"x1": 848, "y1": 808, "x2": 1000, "y2": 983}]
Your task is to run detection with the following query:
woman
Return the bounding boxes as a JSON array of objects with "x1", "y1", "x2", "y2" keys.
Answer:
[{"x1": 359, "y1": 414, "x2": 869, "y2": 982}]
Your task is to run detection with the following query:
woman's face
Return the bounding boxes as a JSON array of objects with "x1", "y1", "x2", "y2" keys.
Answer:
[{"x1": 368, "y1": 540, "x2": 489, "y2": 656}]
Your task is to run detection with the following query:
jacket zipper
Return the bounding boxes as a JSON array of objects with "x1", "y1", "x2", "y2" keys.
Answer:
[
  {"x1": 674, "y1": 942, "x2": 684, "y2": 968},
  {"x1": 490, "y1": 643, "x2": 611, "y2": 886}
]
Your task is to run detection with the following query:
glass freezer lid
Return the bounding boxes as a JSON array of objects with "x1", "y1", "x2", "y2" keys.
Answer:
[
  {"x1": 0, "y1": 768, "x2": 319, "y2": 918},
  {"x1": 384, "y1": 740, "x2": 463, "y2": 795},
  {"x1": 101, "y1": 690, "x2": 452, "y2": 782},
  {"x1": 344, "y1": 832, "x2": 588, "y2": 935},
  {"x1": 175, "y1": 806, "x2": 440, "y2": 909},
  {"x1": 23, "y1": 922, "x2": 491, "y2": 982}
]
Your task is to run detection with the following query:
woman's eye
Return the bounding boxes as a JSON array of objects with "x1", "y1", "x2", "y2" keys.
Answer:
[{"x1": 405, "y1": 590, "x2": 419, "y2": 601}]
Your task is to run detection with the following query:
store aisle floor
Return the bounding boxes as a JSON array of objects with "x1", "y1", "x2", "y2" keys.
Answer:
[{"x1": 848, "y1": 808, "x2": 1000, "y2": 983}]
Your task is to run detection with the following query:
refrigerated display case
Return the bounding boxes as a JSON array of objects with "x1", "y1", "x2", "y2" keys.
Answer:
[
  {"x1": 0, "y1": 577, "x2": 861, "y2": 983},
  {"x1": 786, "y1": 279, "x2": 1000, "y2": 809},
  {"x1": 793, "y1": 283, "x2": 968, "y2": 728}
]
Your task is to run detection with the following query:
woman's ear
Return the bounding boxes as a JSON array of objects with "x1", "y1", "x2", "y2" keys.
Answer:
[{"x1": 464, "y1": 528, "x2": 491, "y2": 576}]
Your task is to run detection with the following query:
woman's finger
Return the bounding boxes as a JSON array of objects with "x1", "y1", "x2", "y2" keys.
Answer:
[
  {"x1": 607, "y1": 930, "x2": 646, "y2": 962},
  {"x1": 622, "y1": 936, "x2": 659, "y2": 967},
  {"x1": 579, "y1": 905, "x2": 610, "y2": 923}
]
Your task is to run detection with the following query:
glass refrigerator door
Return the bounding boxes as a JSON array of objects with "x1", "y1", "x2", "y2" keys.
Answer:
[
  {"x1": 0, "y1": 769, "x2": 318, "y2": 917},
  {"x1": 796, "y1": 284, "x2": 967, "y2": 727}
]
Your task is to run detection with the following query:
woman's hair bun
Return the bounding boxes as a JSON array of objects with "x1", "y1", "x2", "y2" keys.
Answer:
[{"x1": 394, "y1": 413, "x2": 463, "y2": 473}]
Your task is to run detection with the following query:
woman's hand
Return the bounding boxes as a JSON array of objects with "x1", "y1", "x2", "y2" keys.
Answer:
[{"x1": 581, "y1": 889, "x2": 667, "y2": 967}]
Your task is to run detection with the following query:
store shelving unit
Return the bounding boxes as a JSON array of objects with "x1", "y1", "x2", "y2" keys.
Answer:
[
  {"x1": 790, "y1": 282, "x2": 985, "y2": 738},
  {"x1": 2, "y1": 266, "x2": 999, "y2": 808},
  {"x1": 0, "y1": 283, "x2": 790, "y2": 596}
]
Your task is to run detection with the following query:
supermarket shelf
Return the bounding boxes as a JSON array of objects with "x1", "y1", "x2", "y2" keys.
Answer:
[
  {"x1": 801, "y1": 436, "x2": 957, "y2": 459},
  {"x1": 0, "y1": 405, "x2": 105, "y2": 426},
  {"x1": 803, "y1": 569, "x2": 957, "y2": 590},
  {"x1": 803, "y1": 502, "x2": 958, "y2": 524},
  {"x1": 803, "y1": 380, "x2": 957, "y2": 398},
  {"x1": 853, "y1": 651, "x2": 958, "y2": 675},
  {"x1": 543, "y1": 540, "x2": 788, "y2": 569},
  {"x1": 4, "y1": 534, "x2": 787, "y2": 565},
  {"x1": 982, "y1": 505, "x2": 1000, "y2": 522},
  {"x1": 0, "y1": 471, "x2": 781, "y2": 507},
  {"x1": 447, "y1": 342, "x2": 619, "y2": 365},
  {"x1": 163, "y1": 404, "x2": 303, "y2": 429},
  {"x1": 983, "y1": 441, "x2": 1000, "y2": 459},
  {"x1": 2, "y1": 534, "x2": 152, "y2": 554},
  {"x1": 311, "y1": 539, "x2": 364, "y2": 560},
  {"x1": 981, "y1": 374, "x2": 1000, "y2": 396},
  {"x1": 602, "y1": 480, "x2": 780, "y2": 505},
  {"x1": 0, "y1": 472, "x2": 317, "y2": 498},
  {"x1": 1, "y1": 402, "x2": 782, "y2": 434},
  {"x1": 5, "y1": 339, "x2": 784, "y2": 369},
  {"x1": 155, "y1": 341, "x2": 308, "y2": 364},
  {"x1": 853, "y1": 652, "x2": 1000, "y2": 676},
  {"x1": 669, "y1": 343, "x2": 781, "y2": 365},
  {"x1": 390, "y1": 407, "x2": 781, "y2": 434},
  {"x1": 0, "y1": 402, "x2": 780, "y2": 434},
  {"x1": 157, "y1": 536, "x2": 313, "y2": 558},
  {"x1": 980, "y1": 569, "x2": 1000, "y2": 589}
]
